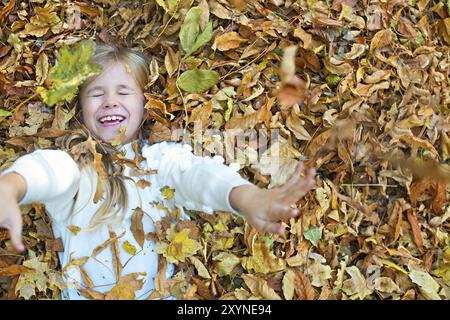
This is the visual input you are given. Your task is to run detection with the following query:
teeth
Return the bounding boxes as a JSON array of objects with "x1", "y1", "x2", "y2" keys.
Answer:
[{"x1": 99, "y1": 115, "x2": 125, "y2": 123}]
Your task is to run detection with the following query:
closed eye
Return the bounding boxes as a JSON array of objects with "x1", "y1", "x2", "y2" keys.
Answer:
[
  {"x1": 118, "y1": 92, "x2": 132, "y2": 95},
  {"x1": 91, "y1": 93, "x2": 104, "y2": 97}
]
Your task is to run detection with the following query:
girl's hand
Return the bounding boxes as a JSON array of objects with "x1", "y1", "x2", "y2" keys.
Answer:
[
  {"x1": 0, "y1": 173, "x2": 26, "y2": 252},
  {"x1": 230, "y1": 162, "x2": 316, "y2": 235}
]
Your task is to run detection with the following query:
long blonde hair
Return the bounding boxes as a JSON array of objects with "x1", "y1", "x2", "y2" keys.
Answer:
[{"x1": 58, "y1": 42, "x2": 149, "y2": 230}]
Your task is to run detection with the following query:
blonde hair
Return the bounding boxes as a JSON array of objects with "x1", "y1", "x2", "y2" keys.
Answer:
[{"x1": 59, "y1": 42, "x2": 149, "y2": 230}]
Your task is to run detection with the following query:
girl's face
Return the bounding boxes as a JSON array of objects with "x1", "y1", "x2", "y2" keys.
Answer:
[{"x1": 80, "y1": 62, "x2": 146, "y2": 145}]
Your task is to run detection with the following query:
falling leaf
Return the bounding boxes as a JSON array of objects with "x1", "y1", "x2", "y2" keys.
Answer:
[{"x1": 37, "y1": 39, "x2": 102, "y2": 106}]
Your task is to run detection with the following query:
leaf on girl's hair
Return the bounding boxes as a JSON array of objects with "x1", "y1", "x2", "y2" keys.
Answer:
[
  {"x1": 177, "y1": 69, "x2": 220, "y2": 93},
  {"x1": 122, "y1": 240, "x2": 137, "y2": 256},
  {"x1": 131, "y1": 208, "x2": 145, "y2": 248},
  {"x1": 160, "y1": 185, "x2": 175, "y2": 200},
  {"x1": 105, "y1": 272, "x2": 146, "y2": 300},
  {"x1": 37, "y1": 39, "x2": 102, "y2": 106},
  {"x1": 304, "y1": 226, "x2": 321, "y2": 247},
  {"x1": 67, "y1": 225, "x2": 81, "y2": 236}
]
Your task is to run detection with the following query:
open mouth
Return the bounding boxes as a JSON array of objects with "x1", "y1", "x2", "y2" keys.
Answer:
[{"x1": 98, "y1": 115, "x2": 126, "y2": 126}]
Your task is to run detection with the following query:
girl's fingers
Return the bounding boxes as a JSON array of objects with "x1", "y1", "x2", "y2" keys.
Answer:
[
  {"x1": 283, "y1": 167, "x2": 316, "y2": 202},
  {"x1": 8, "y1": 213, "x2": 24, "y2": 252},
  {"x1": 261, "y1": 221, "x2": 285, "y2": 236},
  {"x1": 280, "y1": 162, "x2": 304, "y2": 192}
]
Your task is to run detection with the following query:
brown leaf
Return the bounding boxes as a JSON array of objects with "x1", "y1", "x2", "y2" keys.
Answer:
[
  {"x1": 0, "y1": 265, "x2": 33, "y2": 276},
  {"x1": 109, "y1": 228, "x2": 122, "y2": 282},
  {"x1": 131, "y1": 208, "x2": 145, "y2": 248},
  {"x1": 294, "y1": 270, "x2": 315, "y2": 300},
  {"x1": 407, "y1": 209, "x2": 424, "y2": 254}
]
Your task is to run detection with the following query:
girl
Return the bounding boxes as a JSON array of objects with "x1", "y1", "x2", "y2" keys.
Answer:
[{"x1": 0, "y1": 43, "x2": 316, "y2": 299}]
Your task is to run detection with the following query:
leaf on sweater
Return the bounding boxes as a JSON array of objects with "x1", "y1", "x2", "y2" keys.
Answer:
[
  {"x1": 67, "y1": 225, "x2": 81, "y2": 236},
  {"x1": 160, "y1": 185, "x2": 175, "y2": 200},
  {"x1": 105, "y1": 273, "x2": 146, "y2": 300},
  {"x1": 122, "y1": 240, "x2": 137, "y2": 256},
  {"x1": 131, "y1": 208, "x2": 145, "y2": 248}
]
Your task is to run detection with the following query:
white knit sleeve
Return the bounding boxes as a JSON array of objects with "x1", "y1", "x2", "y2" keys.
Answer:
[
  {"x1": 142, "y1": 142, "x2": 252, "y2": 216},
  {"x1": 0, "y1": 149, "x2": 80, "y2": 208}
]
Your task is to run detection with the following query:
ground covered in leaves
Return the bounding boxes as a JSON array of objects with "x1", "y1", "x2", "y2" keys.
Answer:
[{"x1": 0, "y1": 0, "x2": 449, "y2": 300}]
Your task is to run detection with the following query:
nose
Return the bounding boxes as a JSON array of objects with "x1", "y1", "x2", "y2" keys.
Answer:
[{"x1": 101, "y1": 94, "x2": 120, "y2": 109}]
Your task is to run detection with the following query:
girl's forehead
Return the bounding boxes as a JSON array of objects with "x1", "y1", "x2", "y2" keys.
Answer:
[{"x1": 83, "y1": 62, "x2": 140, "y2": 90}]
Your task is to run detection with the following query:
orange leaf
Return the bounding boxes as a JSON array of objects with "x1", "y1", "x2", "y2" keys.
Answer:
[{"x1": 406, "y1": 209, "x2": 424, "y2": 254}]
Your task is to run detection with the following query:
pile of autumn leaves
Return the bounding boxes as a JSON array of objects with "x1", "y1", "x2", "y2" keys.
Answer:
[{"x1": 1, "y1": 0, "x2": 450, "y2": 300}]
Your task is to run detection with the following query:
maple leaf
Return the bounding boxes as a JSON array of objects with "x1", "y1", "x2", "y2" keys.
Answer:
[
  {"x1": 37, "y1": 40, "x2": 102, "y2": 106},
  {"x1": 105, "y1": 273, "x2": 146, "y2": 300},
  {"x1": 156, "y1": 228, "x2": 202, "y2": 264}
]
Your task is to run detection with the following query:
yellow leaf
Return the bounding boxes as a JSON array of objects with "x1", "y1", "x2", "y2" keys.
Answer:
[
  {"x1": 189, "y1": 256, "x2": 211, "y2": 279},
  {"x1": 282, "y1": 269, "x2": 295, "y2": 300},
  {"x1": 122, "y1": 240, "x2": 137, "y2": 256},
  {"x1": 160, "y1": 185, "x2": 175, "y2": 200},
  {"x1": 157, "y1": 229, "x2": 202, "y2": 264},
  {"x1": 67, "y1": 225, "x2": 81, "y2": 236},
  {"x1": 110, "y1": 126, "x2": 127, "y2": 146},
  {"x1": 212, "y1": 252, "x2": 240, "y2": 277},
  {"x1": 105, "y1": 273, "x2": 146, "y2": 300},
  {"x1": 21, "y1": 6, "x2": 61, "y2": 37}
]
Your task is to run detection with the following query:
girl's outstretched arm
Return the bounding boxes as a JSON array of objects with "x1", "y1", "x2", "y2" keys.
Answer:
[
  {"x1": 229, "y1": 162, "x2": 316, "y2": 235},
  {"x1": 0, "y1": 172, "x2": 27, "y2": 251}
]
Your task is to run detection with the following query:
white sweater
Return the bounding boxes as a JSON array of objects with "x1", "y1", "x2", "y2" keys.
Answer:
[{"x1": 1, "y1": 141, "x2": 252, "y2": 300}]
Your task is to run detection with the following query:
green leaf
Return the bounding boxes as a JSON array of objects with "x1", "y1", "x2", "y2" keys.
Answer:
[
  {"x1": 37, "y1": 40, "x2": 102, "y2": 106},
  {"x1": 179, "y1": 7, "x2": 201, "y2": 54},
  {"x1": 185, "y1": 20, "x2": 213, "y2": 58},
  {"x1": 224, "y1": 97, "x2": 233, "y2": 122},
  {"x1": 0, "y1": 109, "x2": 12, "y2": 118},
  {"x1": 304, "y1": 226, "x2": 321, "y2": 247},
  {"x1": 177, "y1": 69, "x2": 220, "y2": 93}
]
